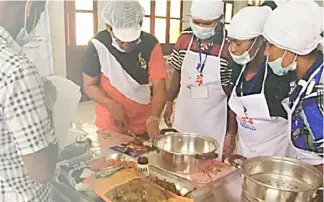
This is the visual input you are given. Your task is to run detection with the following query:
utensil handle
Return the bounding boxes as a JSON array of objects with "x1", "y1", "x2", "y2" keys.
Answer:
[
  {"x1": 195, "y1": 152, "x2": 218, "y2": 160},
  {"x1": 160, "y1": 128, "x2": 178, "y2": 135},
  {"x1": 228, "y1": 154, "x2": 247, "y2": 168}
]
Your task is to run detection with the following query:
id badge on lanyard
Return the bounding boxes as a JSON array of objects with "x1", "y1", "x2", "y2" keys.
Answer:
[{"x1": 188, "y1": 41, "x2": 210, "y2": 99}]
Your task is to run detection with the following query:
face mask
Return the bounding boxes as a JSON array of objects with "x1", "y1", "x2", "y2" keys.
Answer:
[
  {"x1": 111, "y1": 34, "x2": 141, "y2": 53},
  {"x1": 229, "y1": 38, "x2": 259, "y2": 65},
  {"x1": 268, "y1": 50, "x2": 297, "y2": 76},
  {"x1": 16, "y1": 4, "x2": 37, "y2": 46},
  {"x1": 190, "y1": 21, "x2": 216, "y2": 40}
]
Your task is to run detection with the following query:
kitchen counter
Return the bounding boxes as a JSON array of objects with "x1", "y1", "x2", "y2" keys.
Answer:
[{"x1": 53, "y1": 130, "x2": 244, "y2": 202}]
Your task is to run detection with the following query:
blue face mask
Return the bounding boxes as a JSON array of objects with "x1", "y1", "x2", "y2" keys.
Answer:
[
  {"x1": 190, "y1": 21, "x2": 216, "y2": 40},
  {"x1": 268, "y1": 50, "x2": 297, "y2": 76}
]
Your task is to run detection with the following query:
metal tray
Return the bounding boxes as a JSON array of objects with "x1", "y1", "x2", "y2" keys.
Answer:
[
  {"x1": 55, "y1": 149, "x2": 194, "y2": 201},
  {"x1": 149, "y1": 165, "x2": 194, "y2": 197},
  {"x1": 52, "y1": 173, "x2": 102, "y2": 202},
  {"x1": 188, "y1": 168, "x2": 243, "y2": 202}
]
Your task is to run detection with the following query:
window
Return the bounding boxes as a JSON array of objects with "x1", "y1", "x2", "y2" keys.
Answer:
[
  {"x1": 139, "y1": 0, "x2": 183, "y2": 44},
  {"x1": 248, "y1": 0, "x2": 265, "y2": 6},
  {"x1": 223, "y1": 1, "x2": 234, "y2": 30},
  {"x1": 66, "y1": 0, "x2": 98, "y2": 46}
]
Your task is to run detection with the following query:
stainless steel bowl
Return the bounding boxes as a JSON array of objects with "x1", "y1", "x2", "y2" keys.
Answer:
[
  {"x1": 153, "y1": 129, "x2": 218, "y2": 173},
  {"x1": 230, "y1": 155, "x2": 323, "y2": 202}
]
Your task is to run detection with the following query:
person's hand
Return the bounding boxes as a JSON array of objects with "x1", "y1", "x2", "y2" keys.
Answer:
[
  {"x1": 146, "y1": 116, "x2": 160, "y2": 139},
  {"x1": 163, "y1": 102, "x2": 173, "y2": 128},
  {"x1": 223, "y1": 134, "x2": 236, "y2": 159},
  {"x1": 107, "y1": 100, "x2": 129, "y2": 133}
]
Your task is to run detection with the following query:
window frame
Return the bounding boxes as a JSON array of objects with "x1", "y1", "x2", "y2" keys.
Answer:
[
  {"x1": 64, "y1": 0, "x2": 98, "y2": 47},
  {"x1": 223, "y1": 0, "x2": 234, "y2": 28},
  {"x1": 143, "y1": 0, "x2": 184, "y2": 44}
]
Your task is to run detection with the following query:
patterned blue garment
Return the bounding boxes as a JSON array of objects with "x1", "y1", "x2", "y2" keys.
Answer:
[{"x1": 290, "y1": 54, "x2": 324, "y2": 158}]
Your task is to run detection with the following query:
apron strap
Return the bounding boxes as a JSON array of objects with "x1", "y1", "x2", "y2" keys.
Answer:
[
  {"x1": 261, "y1": 59, "x2": 268, "y2": 94},
  {"x1": 218, "y1": 28, "x2": 225, "y2": 59},
  {"x1": 187, "y1": 36, "x2": 194, "y2": 52}
]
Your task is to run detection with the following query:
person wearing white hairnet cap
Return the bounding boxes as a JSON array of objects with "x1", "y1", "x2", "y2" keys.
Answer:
[
  {"x1": 223, "y1": 6, "x2": 296, "y2": 159},
  {"x1": 164, "y1": 0, "x2": 237, "y2": 160},
  {"x1": 83, "y1": 1, "x2": 167, "y2": 139},
  {"x1": 263, "y1": 0, "x2": 324, "y2": 172}
]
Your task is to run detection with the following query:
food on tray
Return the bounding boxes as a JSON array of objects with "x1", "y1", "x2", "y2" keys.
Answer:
[
  {"x1": 120, "y1": 137, "x2": 156, "y2": 153},
  {"x1": 105, "y1": 178, "x2": 175, "y2": 202},
  {"x1": 90, "y1": 157, "x2": 106, "y2": 171},
  {"x1": 89, "y1": 157, "x2": 136, "y2": 172},
  {"x1": 189, "y1": 160, "x2": 235, "y2": 188},
  {"x1": 94, "y1": 169, "x2": 193, "y2": 202},
  {"x1": 151, "y1": 177, "x2": 181, "y2": 196}
]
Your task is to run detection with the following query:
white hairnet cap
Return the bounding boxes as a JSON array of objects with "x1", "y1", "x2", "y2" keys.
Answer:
[
  {"x1": 101, "y1": 1, "x2": 144, "y2": 42},
  {"x1": 227, "y1": 6, "x2": 272, "y2": 40},
  {"x1": 263, "y1": 0, "x2": 323, "y2": 55},
  {"x1": 191, "y1": 0, "x2": 223, "y2": 21}
]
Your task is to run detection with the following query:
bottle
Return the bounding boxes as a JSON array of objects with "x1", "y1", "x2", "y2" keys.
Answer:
[{"x1": 137, "y1": 156, "x2": 149, "y2": 177}]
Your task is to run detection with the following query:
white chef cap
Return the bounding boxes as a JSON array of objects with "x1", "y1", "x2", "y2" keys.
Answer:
[
  {"x1": 191, "y1": 0, "x2": 223, "y2": 21},
  {"x1": 101, "y1": 1, "x2": 144, "y2": 42},
  {"x1": 263, "y1": 0, "x2": 323, "y2": 55},
  {"x1": 227, "y1": 6, "x2": 272, "y2": 40}
]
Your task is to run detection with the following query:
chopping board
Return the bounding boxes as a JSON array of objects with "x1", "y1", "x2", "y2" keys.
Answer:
[{"x1": 93, "y1": 169, "x2": 193, "y2": 202}]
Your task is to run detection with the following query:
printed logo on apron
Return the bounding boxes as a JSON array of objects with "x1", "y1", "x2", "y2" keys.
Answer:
[{"x1": 239, "y1": 106, "x2": 256, "y2": 131}]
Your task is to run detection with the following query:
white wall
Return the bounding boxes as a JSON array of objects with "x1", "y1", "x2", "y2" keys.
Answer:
[{"x1": 48, "y1": 1, "x2": 67, "y2": 78}]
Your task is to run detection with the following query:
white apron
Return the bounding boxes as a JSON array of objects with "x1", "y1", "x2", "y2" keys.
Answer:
[
  {"x1": 282, "y1": 63, "x2": 324, "y2": 165},
  {"x1": 173, "y1": 34, "x2": 227, "y2": 160},
  {"x1": 228, "y1": 62, "x2": 294, "y2": 158}
]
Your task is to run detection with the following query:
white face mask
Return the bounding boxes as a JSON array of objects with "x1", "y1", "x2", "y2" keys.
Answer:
[
  {"x1": 111, "y1": 34, "x2": 141, "y2": 53},
  {"x1": 16, "y1": 3, "x2": 37, "y2": 46},
  {"x1": 229, "y1": 38, "x2": 259, "y2": 65},
  {"x1": 268, "y1": 50, "x2": 297, "y2": 76},
  {"x1": 190, "y1": 21, "x2": 216, "y2": 40}
]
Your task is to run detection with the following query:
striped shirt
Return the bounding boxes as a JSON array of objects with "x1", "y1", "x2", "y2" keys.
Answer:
[{"x1": 170, "y1": 26, "x2": 238, "y2": 95}]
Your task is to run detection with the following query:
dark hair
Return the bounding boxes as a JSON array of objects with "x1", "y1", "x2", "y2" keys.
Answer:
[{"x1": 261, "y1": 1, "x2": 277, "y2": 10}]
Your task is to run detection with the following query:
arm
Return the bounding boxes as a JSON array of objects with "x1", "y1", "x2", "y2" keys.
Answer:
[
  {"x1": 146, "y1": 43, "x2": 167, "y2": 137},
  {"x1": 3, "y1": 62, "x2": 58, "y2": 183},
  {"x1": 166, "y1": 70, "x2": 181, "y2": 102},
  {"x1": 227, "y1": 108, "x2": 238, "y2": 136},
  {"x1": 82, "y1": 40, "x2": 114, "y2": 109},
  {"x1": 22, "y1": 145, "x2": 58, "y2": 183},
  {"x1": 82, "y1": 74, "x2": 114, "y2": 109},
  {"x1": 82, "y1": 41, "x2": 128, "y2": 131},
  {"x1": 151, "y1": 79, "x2": 167, "y2": 117},
  {"x1": 163, "y1": 39, "x2": 183, "y2": 127}
]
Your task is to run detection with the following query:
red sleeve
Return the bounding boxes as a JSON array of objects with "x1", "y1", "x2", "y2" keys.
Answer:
[{"x1": 148, "y1": 43, "x2": 167, "y2": 81}]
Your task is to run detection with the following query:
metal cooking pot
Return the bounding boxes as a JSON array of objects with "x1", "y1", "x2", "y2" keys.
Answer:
[
  {"x1": 229, "y1": 155, "x2": 323, "y2": 202},
  {"x1": 153, "y1": 129, "x2": 219, "y2": 173}
]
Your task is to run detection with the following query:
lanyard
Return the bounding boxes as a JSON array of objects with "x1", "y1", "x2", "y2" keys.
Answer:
[
  {"x1": 239, "y1": 65, "x2": 265, "y2": 96},
  {"x1": 196, "y1": 40, "x2": 212, "y2": 73}
]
